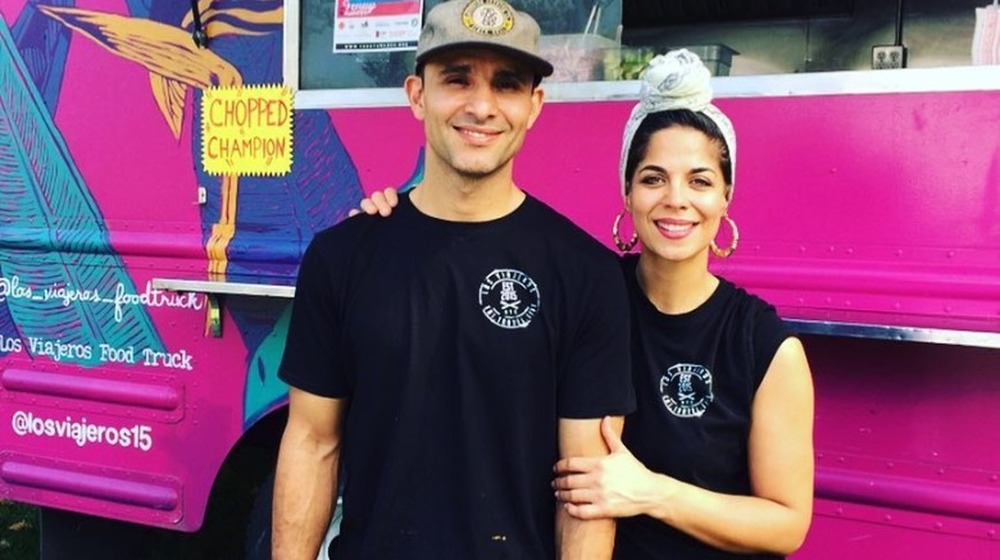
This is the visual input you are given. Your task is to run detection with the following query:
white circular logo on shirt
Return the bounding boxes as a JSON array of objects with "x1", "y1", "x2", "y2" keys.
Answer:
[
  {"x1": 478, "y1": 268, "x2": 540, "y2": 329},
  {"x1": 659, "y1": 363, "x2": 714, "y2": 418}
]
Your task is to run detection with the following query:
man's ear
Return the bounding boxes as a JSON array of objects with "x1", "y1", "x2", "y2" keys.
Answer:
[
  {"x1": 404, "y1": 74, "x2": 426, "y2": 120},
  {"x1": 525, "y1": 86, "x2": 545, "y2": 130}
]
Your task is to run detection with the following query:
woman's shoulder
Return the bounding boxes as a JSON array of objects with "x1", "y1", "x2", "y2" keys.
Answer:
[
  {"x1": 716, "y1": 278, "x2": 781, "y2": 324},
  {"x1": 717, "y1": 277, "x2": 794, "y2": 385}
]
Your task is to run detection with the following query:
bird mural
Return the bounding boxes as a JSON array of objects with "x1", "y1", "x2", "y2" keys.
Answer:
[{"x1": 1, "y1": 0, "x2": 366, "y2": 426}]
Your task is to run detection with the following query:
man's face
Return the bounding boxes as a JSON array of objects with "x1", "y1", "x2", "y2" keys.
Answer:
[{"x1": 405, "y1": 49, "x2": 544, "y2": 181}]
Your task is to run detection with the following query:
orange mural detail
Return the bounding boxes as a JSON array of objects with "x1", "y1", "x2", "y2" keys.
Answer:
[
  {"x1": 207, "y1": 175, "x2": 240, "y2": 277},
  {"x1": 182, "y1": 3, "x2": 283, "y2": 35},
  {"x1": 38, "y1": 5, "x2": 284, "y2": 279}
]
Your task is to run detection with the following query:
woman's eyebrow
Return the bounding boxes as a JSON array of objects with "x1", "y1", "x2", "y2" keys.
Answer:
[
  {"x1": 690, "y1": 167, "x2": 718, "y2": 175},
  {"x1": 639, "y1": 165, "x2": 718, "y2": 175}
]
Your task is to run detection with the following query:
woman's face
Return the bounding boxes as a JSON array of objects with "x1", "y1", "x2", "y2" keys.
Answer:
[{"x1": 626, "y1": 126, "x2": 730, "y2": 265}]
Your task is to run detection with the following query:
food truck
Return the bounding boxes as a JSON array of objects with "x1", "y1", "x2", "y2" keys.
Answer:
[{"x1": 1, "y1": 0, "x2": 998, "y2": 557}]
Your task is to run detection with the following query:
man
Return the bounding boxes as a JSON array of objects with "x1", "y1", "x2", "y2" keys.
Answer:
[{"x1": 272, "y1": 1, "x2": 634, "y2": 558}]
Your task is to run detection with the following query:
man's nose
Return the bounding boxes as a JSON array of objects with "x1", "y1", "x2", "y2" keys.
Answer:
[{"x1": 464, "y1": 82, "x2": 498, "y2": 119}]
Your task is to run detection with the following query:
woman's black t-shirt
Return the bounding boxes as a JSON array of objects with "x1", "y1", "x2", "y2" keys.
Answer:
[{"x1": 616, "y1": 254, "x2": 791, "y2": 560}]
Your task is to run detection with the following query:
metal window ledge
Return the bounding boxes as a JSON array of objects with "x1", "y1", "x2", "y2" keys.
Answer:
[
  {"x1": 786, "y1": 320, "x2": 1000, "y2": 349},
  {"x1": 151, "y1": 278, "x2": 295, "y2": 299},
  {"x1": 151, "y1": 278, "x2": 295, "y2": 337}
]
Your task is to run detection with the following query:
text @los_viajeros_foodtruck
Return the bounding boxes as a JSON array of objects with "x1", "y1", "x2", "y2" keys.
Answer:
[{"x1": 0, "y1": 274, "x2": 202, "y2": 370}]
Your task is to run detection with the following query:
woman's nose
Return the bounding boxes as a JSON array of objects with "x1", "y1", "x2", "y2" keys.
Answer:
[{"x1": 662, "y1": 183, "x2": 688, "y2": 208}]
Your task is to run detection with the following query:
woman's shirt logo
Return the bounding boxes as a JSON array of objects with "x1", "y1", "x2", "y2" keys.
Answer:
[{"x1": 659, "y1": 363, "x2": 714, "y2": 418}]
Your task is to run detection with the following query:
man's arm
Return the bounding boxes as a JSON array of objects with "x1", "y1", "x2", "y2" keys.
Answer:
[
  {"x1": 272, "y1": 387, "x2": 348, "y2": 560},
  {"x1": 556, "y1": 416, "x2": 622, "y2": 560}
]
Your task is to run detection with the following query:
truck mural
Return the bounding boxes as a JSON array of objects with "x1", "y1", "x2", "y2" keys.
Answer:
[{"x1": 1, "y1": 0, "x2": 998, "y2": 558}]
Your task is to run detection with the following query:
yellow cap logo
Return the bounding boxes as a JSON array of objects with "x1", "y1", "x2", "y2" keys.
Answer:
[{"x1": 461, "y1": 0, "x2": 514, "y2": 36}]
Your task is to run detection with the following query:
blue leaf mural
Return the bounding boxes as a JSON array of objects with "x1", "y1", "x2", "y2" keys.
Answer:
[
  {"x1": 0, "y1": 1, "x2": 75, "y2": 355},
  {"x1": 125, "y1": 0, "x2": 153, "y2": 19},
  {"x1": 243, "y1": 303, "x2": 292, "y2": 428},
  {"x1": 0, "y1": 289, "x2": 19, "y2": 358},
  {"x1": 11, "y1": 0, "x2": 73, "y2": 115},
  {"x1": 0, "y1": 19, "x2": 164, "y2": 365}
]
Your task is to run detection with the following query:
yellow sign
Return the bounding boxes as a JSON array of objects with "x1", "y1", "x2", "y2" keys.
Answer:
[{"x1": 201, "y1": 84, "x2": 293, "y2": 176}]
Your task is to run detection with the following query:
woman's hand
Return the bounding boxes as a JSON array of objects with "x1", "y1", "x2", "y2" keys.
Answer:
[
  {"x1": 348, "y1": 187, "x2": 399, "y2": 217},
  {"x1": 553, "y1": 416, "x2": 665, "y2": 520}
]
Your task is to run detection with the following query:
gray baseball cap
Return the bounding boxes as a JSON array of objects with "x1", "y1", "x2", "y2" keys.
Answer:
[{"x1": 415, "y1": 0, "x2": 554, "y2": 78}]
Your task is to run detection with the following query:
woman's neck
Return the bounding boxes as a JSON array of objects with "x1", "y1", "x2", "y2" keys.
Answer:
[{"x1": 635, "y1": 251, "x2": 719, "y2": 315}]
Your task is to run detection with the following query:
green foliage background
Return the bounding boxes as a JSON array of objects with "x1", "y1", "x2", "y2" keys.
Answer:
[{"x1": 0, "y1": 500, "x2": 39, "y2": 560}]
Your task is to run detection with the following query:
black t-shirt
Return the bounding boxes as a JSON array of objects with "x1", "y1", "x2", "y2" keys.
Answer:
[
  {"x1": 279, "y1": 192, "x2": 635, "y2": 560},
  {"x1": 615, "y1": 254, "x2": 791, "y2": 560}
]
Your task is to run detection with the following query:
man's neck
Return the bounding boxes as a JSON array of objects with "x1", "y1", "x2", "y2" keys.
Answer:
[{"x1": 410, "y1": 167, "x2": 526, "y2": 222}]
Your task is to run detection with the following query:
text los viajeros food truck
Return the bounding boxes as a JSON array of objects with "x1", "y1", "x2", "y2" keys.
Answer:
[{"x1": 1, "y1": 0, "x2": 998, "y2": 557}]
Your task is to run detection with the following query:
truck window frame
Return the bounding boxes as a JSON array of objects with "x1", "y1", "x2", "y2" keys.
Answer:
[{"x1": 283, "y1": 1, "x2": 1000, "y2": 109}]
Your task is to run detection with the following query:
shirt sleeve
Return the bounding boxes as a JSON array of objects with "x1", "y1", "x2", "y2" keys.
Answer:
[
  {"x1": 557, "y1": 254, "x2": 636, "y2": 419},
  {"x1": 278, "y1": 236, "x2": 351, "y2": 398},
  {"x1": 750, "y1": 300, "x2": 793, "y2": 390}
]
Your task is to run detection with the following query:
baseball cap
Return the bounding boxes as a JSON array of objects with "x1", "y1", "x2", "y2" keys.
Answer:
[{"x1": 415, "y1": 0, "x2": 554, "y2": 78}]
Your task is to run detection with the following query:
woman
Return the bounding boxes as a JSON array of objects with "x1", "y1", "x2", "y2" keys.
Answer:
[
  {"x1": 355, "y1": 49, "x2": 814, "y2": 559},
  {"x1": 549, "y1": 50, "x2": 814, "y2": 559}
]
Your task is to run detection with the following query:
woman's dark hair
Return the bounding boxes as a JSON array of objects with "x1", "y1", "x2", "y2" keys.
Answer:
[{"x1": 623, "y1": 109, "x2": 733, "y2": 194}]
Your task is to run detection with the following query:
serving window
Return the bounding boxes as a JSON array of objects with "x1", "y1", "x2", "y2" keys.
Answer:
[
  {"x1": 284, "y1": 0, "x2": 999, "y2": 107},
  {"x1": 623, "y1": 0, "x2": 993, "y2": 75},
  {"x1": 291, "y1": 0, "x2": 624, "y2": 93}
]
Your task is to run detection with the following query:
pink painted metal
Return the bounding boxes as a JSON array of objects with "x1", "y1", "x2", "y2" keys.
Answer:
[
  {"x1": 2, "y1": 369, "x2": 182, "y2": 410},
  {"x1": 1, "y1": 461, "x2": 179, "y2": 511},
  {"x1": 335, "y1": 91, "x2": 1000, "y2": 334}
]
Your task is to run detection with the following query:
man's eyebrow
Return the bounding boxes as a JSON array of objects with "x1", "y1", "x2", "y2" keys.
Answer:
[
  {"x1": 440, "y1": 62, "x2": 472, "y2": 75},
  {"x1": 493, "y1": 68, "x2": 532, "y2": 85}
]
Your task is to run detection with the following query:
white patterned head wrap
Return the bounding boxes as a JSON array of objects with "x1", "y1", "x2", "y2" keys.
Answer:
[{"x1": 619, "y1": 49, "x2": 737, "y2": 201}]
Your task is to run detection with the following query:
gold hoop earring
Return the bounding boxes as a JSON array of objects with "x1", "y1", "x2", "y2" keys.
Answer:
[
  {"x1": 612, "y1": 209, "x2": 639, "y2": 253},
  {"x1": 710, "y1": 215, "x2": 739, "y2": 258}
]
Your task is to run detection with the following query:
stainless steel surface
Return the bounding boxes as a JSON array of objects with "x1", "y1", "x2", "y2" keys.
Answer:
[
  {"x1": 787, "y1": 319, "x2": 1000, "y2": 349},
  {"x1": 151, "y1": 278, "x2": 296, "y2": 298}
]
